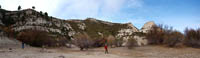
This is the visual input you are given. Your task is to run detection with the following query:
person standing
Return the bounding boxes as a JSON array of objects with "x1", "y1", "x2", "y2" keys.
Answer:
[{"x1": 22, "y1": 42, "x2": 25, "y2": 49}]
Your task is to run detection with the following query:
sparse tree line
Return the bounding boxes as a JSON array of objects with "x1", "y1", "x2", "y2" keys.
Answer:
[
  {"x1": 72, "y1": 24, "x2": 200, "y2": 50},
  {"x1": 72, "y1": 32, "x2": 136, "y2": 50},
  {"x1": 17, "y1": 5, "x2": 35, "y2": 10},
  {"x1": 0, "y1": 5, "x2": 48, "y2": 18},
  {"x1": 7, "y1": 24, "x2": 200, "y2": 50},
  {"x1": 146, "y1": 24, "x2": 200, "y2": 48}
]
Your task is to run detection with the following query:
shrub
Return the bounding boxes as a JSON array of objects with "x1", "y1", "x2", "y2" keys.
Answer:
[
  {"x1": 146, "y1": 25, "x2": 165, "y2": 44},
  {"x1": 17, "y1": 29, "x2": 56, "y2": 47},
  {"x1": 126, "y1": 37, "x2": 137, "y2": 49},
  {"x1": 92, "y1": 37, "x2": 105, "y2": 47},
  {"x1": 115, "y1": 38, "x2": 123, "y2": 47},
  {"x1": 184, "y1": 28, "x2": 200, "y2": 48},
  {"x1": 146, "y1": 24, "x2": 184, "y2": 47},
  {"x1": 73, "y1": 32, "x2": 93, "y2": 50},
  {"x1": 163, "y1": 31, "x2": 184, "y2": 47},
  {"x1": 3, "y1": 27, "x2": 14, "y2": 38},
  {"x1": 107, "y1": 35, "x2": 116, "y2": 48}
]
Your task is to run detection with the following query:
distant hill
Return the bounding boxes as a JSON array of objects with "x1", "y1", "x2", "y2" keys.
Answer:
[{"x1": 0, "y1": 9, "x2": 155, "y2": 47}]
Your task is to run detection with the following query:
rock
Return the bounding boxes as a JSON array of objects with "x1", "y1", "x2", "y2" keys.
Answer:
[
  {"x1": 134, "y1": 36, "x2": 148, "y2": 46},
  {"x1": 78, "y1": 23, "x2": 86, "y2": 30},
  {"x1": 58, "y1": 55, "x2": 65, "y2": 58},
  {"x1": 125, "y1": 22, "x2": 139, "y2": 32},
  {"x1": 141, "y1": 21, "x2": 156, "y2": 33}
]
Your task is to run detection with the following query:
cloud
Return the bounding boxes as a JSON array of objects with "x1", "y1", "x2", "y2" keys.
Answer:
[
  {"x1": 0, "y1": 0, "x2": 144, "y2": 19},
  {"x1": 127, "y1": 0, "x2": 144, "y2": 8},
  {"x1": 53, "y1": 0, "x2": 143, "y2": 19},
  {"x1": 54, "y1": 0, "x2": 101, "y2": 19}
]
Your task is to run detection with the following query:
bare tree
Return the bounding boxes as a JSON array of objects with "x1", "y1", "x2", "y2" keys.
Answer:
[
  {"x1": 184, "y1": 28, "x2": 200, "y2": 48},
  {"x1": 73, "y1": 32, "x2": 93, "y2": 50},
  {"x1": 17, "y1": 29, "x2": 55, "y2": 47},
  {"x1": 163, "y1": 31, "x2": 184, "y2": 47},
  {"x1": 146, "y1": 24, "x2": 184, "y2": 47},
  {"x1": 107, "y1": 35, "x2": 116, "y2": 48}
]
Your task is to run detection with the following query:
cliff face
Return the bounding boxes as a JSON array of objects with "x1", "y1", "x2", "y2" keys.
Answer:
[{"x1": 0, "y1": 9, "x2": 152, "y2": 47}]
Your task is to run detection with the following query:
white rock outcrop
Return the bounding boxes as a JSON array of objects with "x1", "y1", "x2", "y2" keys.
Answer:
[
  {"x1": 116, "y1": 23, "x2": 141, "y2": 46},
  {"x1": 140, "y1": 21, "x2": 156, "y2": 33},
  {"x1": 126, "y1": 22, "x2": 139, "y2": 32},
  {"x1": 134, "y1": 36, "x2": 148, "y2": 46},
  {"x1": 78, "y1": 23, "x2": 86, "y2": 30}
]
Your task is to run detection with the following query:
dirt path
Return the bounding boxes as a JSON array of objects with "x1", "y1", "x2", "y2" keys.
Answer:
[{"x1": 0, "y1": 46, "x2": 200, "y2": 58}]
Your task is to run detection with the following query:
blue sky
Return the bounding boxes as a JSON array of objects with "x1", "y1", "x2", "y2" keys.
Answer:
[{"x1": 0, "y1": 0, "x2": 199, "y2": 32}]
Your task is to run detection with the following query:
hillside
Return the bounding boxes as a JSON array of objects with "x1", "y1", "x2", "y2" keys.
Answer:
[{"x1": 0, "y1": 8, "x2": 154, "y2": 47}]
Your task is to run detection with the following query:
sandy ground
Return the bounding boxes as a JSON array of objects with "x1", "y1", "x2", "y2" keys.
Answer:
[{"x1": 0, "y1": 45, "x2": 200, "y2": 58}]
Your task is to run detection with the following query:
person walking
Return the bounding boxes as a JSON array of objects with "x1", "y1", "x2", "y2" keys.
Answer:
[{"x1": 104, "y1": 43, "x2": 109, "y2": 54}]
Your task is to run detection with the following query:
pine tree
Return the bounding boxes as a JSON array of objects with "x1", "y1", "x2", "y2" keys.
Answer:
[
  {"x1": 18, "y1": 5, "x2": 21, "y2": 10},
  {"x1": 32, "y1": 6, "x2": 35, "y2": 9}
]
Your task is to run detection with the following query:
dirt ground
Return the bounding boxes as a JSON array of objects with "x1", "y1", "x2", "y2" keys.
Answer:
[{"x1": 0, "y1": 45, "x2": 200, "y2": 58}]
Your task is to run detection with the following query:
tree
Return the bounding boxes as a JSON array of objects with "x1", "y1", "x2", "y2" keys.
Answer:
[
  {"x1": 39, "y1": 11, "x2": 43, "y2": 16},
  {"x1": 40, "y1": 11, "x2": 43, "y2": 14},
  {"x1": 44, "y1": 12, "x2": 48, "y2": 16},
  {"x1": 184, "y1": 28, "x2": 200, "y2": 48},
  {"x1": 0, "y1": 5, "x2": 1, "y2": 9},
  {"x1": 32, "y1": 6, "x2": 35, "y2": 9},
  {"x1": 18, "y1": 5, "x2": 21, "y2": 10}
]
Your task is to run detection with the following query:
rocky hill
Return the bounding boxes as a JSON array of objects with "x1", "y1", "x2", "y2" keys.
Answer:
[
  {"x1": 140, "y1": 21, "x2": 156, "y2": 33},
  {"x1": 0, "y1": 8, "x2": 155, "y2": 47}
]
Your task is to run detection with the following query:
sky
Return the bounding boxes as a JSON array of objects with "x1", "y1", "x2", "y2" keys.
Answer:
[{"x1": 0, "y1": 0, "x2": 200, "y2": 32}]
